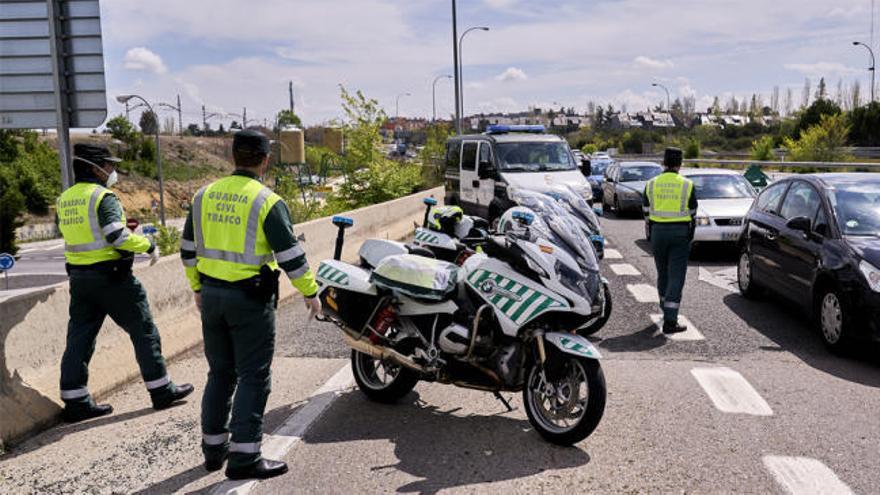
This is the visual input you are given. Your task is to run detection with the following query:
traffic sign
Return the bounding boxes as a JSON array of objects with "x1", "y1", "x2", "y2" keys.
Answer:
[
  {"x1": 143, "y1": 226, "x2": 158, "y2": 235},
  {"x1": 0, "y1": 252, "x2": 15, "y2": 271},
  {"x1": 0, "y1": 0, "x2": 108, "y2": 129}
]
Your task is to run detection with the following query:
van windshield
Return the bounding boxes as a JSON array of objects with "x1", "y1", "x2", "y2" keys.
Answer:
[{"x1": 495, "y1": 142, "x2": 577, "y2": 172}]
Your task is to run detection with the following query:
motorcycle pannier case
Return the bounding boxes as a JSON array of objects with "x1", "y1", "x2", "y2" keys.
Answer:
[{"x1": 370, "y1": 254, "x2": 458, "y2": 301}]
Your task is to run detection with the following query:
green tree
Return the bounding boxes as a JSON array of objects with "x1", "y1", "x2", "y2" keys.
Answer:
[
  {"x1": 783, "y1": 114, "x2": 851, "y2": 162},
  {"x1": 683, "y1": 139, "x2": 700, "y2": 159},
  {"x1": 581, "y1": 143, "x2": 598, "y2": 155},
  {"x1": 139, "y1": 110, "x2": 159, "y2": 135},
  {"x1": 276, "y1": 109, "x2": 302, "y2": 129},
  {"x1": 750, "y1": 135, "x2": 776, "y2": 161},
  {"x1": 795, "y1": 98, "x2": 841, "y2": 138},
  {"x1": 848, "y1": 101, "x2": 880, "y2": 146},
  {"x1": 419, "y1": 122, "x2": 451, "y2": 187},
  {"x1": 106, "y1": 115, "x2": 137, "y2": 142}
]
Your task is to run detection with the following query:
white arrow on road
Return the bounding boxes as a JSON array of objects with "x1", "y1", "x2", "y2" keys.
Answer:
[{"x1": 698, "y1": 266, "x2": 739, "y2": 293}]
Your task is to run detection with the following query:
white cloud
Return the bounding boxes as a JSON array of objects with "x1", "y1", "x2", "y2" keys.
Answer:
[
  {"x1": 122, "y1": 47, "x2": 167, "y2": 74},
  {"x1": 634, "y1": 56, "x2": 674, "y2": 70},
  {"x1": 483, "y1": 0, "x2": 517, "y2": 8},
  {"x1": 783, "y1": 62, "x2": 860, "y2": 76},
  {"x1": 496, "y1": 67, "x2": 528, "y2": 82}
]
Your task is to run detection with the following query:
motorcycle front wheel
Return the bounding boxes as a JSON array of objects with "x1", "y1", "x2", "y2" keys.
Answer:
[
  {"x1": 523, "y1": 355, "x2": 606, "y2": 446},
  {"x1": 351, "y1": 350, "x2": 419, "y2": 403}
]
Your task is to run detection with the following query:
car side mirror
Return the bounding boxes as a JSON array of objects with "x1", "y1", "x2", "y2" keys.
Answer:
[
  {"x1": 478, "y1": 161, "x2": 495, "y2": 180},
  {"x1": 786, "y1": 216, "x2": 812, "y2": 233},
  {"x1": 814, "y1": 223, "x2": 829, "y2": 238},
  {"x1": 604, "y1": 176, "x2": 613, "y2": 183}
]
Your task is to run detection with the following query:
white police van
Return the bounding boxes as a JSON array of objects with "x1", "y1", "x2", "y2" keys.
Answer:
[{"x1": 444, "y1": 125, "x2": 595, "y2": 222}]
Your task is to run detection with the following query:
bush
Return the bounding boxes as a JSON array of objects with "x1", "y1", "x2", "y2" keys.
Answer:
[
  {"x1": 683, "y1": 139, "x2": 700, "y2": 159},
  {"x1": 795, "y1": 99, "x2": 841, "y2": 138},
  {"x1": 0, "y1": 166, "x2": 26, "y2": 255},
  {"x1": 581, "y1": 143, "x2": 598, "y2": 155},
  {"x1": 848, "y1": 101, "x2": 880, "y2": 146},
  {"x1": 750, "y1": 136, "x2": 775, "y2": 161},
  {"x1": 140, "y1": 137, "x2": 156, "y2": 162},
  {"x1": 783, "y1": 114, "x2": 852, "y2": 163},
  {"x1": 154, "y1": 224, "x2": 181, "y2": 256}
]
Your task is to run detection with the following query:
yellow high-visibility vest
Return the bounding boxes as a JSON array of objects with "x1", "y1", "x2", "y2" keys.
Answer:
[
  {"x1": 646, "y1": 172, "x2": 695, "y2": 223},
  {"x1": 57, "y1": 183, "x2": 123, "y2": 265},
  {"x1": 191, "y1": 175, "x2": 281, "y2": 282}
]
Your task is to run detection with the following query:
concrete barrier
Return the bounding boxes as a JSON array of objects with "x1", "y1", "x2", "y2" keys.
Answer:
[{"x1": 0, "y1": 186, "x2": 443, "y2": 448}]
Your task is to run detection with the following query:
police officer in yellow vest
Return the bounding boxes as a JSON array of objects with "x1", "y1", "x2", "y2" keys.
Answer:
[
  {"x1": 180, "y1": 130, "x2": 320, "y2": 480},
  {"x1": 57, "y1": 144, "x2": 194, "y2": 422},
  {"x1": 643, "y1": 147, "x2": 698, "y2": 334}
]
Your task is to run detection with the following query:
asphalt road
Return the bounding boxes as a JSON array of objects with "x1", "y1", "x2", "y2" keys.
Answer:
[{"x1": 2, "y1": 212, "x2": 878, "y2": 494}]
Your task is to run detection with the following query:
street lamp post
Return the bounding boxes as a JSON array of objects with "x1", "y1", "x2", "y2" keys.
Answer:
[
  {"x1": 458, "y1": 26, "x2": 489, "y2": 132},
  {"x1": 157, "y1": 94, "x2": 183, "y2": 136},
  {"x1": 395, "y1": 92, "x2": 411, "y2": 121},
  {"x1": 652, "y1": 82, "x2": 672, "y2": 139},
  {"x1": 451, "y1": 0, "x2": 461, "y2": 135},
  {"x1": 116, "y1": 94, "x2": 166, "y2": 226},
  {"x1": 432, "y1": 75, "x2": 453, "y2": 122},
  {"x1": 853, "y1": 41, "x2": 876, "y2": 102}
]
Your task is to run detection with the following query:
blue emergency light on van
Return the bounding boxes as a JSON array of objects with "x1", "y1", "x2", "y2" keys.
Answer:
[{"x1": 485, "y1": 124, "x2": 545, "y2": 134}]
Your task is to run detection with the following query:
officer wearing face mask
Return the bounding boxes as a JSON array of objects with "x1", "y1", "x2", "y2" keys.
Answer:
[{"x1": 55, "y1": 143, "x2": 193, "y2": 422}]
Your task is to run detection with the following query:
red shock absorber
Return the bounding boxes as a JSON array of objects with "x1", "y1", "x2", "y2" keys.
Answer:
[{"x1": 369, "y1": 304, "x2": 396, "y2": 344}]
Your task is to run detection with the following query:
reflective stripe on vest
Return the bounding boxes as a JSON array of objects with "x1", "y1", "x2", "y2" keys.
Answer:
[
  {"x1": 192, "y1": 186, "x2": 274, "y2": 266},
  {"x1": 647, "y1": 174, "x2": 694, "y2": 222}
]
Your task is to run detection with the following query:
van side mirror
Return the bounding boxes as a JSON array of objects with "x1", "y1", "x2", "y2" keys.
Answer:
[{"x1": 786, "y1": 216, "x2": 811, "y2": 233}]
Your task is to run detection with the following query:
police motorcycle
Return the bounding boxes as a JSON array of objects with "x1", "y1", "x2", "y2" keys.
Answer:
[
  {"x1": 410, "y1": 199, "x2": 491, "y2": 264},
  {"x1": 506, "y1": 187, "x2": 612, "y2": 335},
  {"x1": 315, "y1": 211, "x2": 607, "y2": 446},
  {"x1": 544, "y1": 184, "x2": 606, "y2": 260}
]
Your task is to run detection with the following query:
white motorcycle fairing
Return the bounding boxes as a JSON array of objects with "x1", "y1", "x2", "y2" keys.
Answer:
[
  {"x1": 316, "y1": 260, "x2": 376, "y2": 295},
  {"x1": 543, "y1": 332, "x2": 602, "y2": 360}
]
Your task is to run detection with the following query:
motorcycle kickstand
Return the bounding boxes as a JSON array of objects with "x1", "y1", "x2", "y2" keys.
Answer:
[{"x1": 493, "y1": 391, "x2": 514, "y2": 413}]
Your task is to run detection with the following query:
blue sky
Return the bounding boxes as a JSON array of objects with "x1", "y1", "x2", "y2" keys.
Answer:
[{"x1": 100, "y1": 0, "x2": 877, "y2": 128}]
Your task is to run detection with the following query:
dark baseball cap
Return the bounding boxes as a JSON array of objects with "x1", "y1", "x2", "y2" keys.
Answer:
[
  {"x1": 233, "y1": 130, "x2": 271, "y2": 154},
  {"x1": 663, "y1": 147, "x2": 683, "y2": 168},
  {"x1": 73, "y1": 143, "x2": 122, "y2": 164}
]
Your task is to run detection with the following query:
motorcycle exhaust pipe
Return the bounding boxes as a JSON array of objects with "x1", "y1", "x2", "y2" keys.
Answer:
[{"x1": 343, "y1": 333, "x2": 427, "y2": 374}]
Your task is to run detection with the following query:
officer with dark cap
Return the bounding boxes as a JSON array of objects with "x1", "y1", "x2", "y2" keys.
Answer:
[
  {"x1": 56, "y1": 143, "x2": 194, "y2": 422},
  {"x1": 180, "y1": 130, "x2": 320, "y2": 480},
  {"x1": 643, "y1": 147, "x2": 698, "y2": 334}
]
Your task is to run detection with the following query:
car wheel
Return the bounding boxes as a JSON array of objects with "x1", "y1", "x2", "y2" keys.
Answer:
[
  {"x1": 816, "y1": 288, "x2": 851, "y2": 353},
  {"x1": 737, "y1": 250, "x2": 763, "y2": 299}
]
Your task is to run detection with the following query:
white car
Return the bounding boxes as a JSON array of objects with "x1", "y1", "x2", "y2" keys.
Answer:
[{"x1": 645, "y1": 168, "x2": 758, "y2": 243}]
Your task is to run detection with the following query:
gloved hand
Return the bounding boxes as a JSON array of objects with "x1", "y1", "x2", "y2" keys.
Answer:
[
  {"x1": 149, "y1": 245, "x2": 160, "y2": 266},
  {"x1": 304, "y1": 296, "x2": 321, "y2": 320}
]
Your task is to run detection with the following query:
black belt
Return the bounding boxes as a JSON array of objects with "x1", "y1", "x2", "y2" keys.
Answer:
[
  {"x1": 200, "y1": 266, "x2": 281, "y2": 308},
  {"x1": 66, "y1": 257, "x2": 134, "y2": 275}
]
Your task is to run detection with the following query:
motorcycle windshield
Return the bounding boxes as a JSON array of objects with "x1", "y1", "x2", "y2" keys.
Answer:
[
  {"x1": 546, "y1": 185, "x2": 600, "y2": 234},
  {"x1": 508, "y1": 188, "x2": 599, "y2": 272}
]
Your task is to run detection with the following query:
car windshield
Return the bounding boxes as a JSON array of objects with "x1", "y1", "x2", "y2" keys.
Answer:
[
  {"x1": 689, "y1": 175, "x2": 756, "y2": 199},
  {"x1": 829, "y1": 183, "x2": 880, "y2": 237},
  {"x1": 495, "y1": 142, "x2": 577, "y2": 172},
  {"x1": 590, "y1": 159, "x2": 612, "y2": 176},
  {"x1": 620, "y1": 165, "x2": 661, "y2": 182}
]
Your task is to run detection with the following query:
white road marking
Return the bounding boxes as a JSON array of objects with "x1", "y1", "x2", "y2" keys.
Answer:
[
  {"x1": 626, "y1": 283, "x2": 660, "y2": 303},
  {"x1": 698, "y1": 267, "x2": 738, "y2": 293},
  {"x1": 603, "y1": 248, "x2": 622, "y2": 259},
  {"x1": 762, "y1": 456, "x2": 853, "y2": 495},
  {"x1": 213, "y1": 364, "x2": 355, "y2": 495},
  {"x1": 609, "y1": 263, "x2": 641, "y2": 276},
  {"x1": 650, "y1": 314, "x2": 704, "y2": 341},
  {"x1": 690, "y1": 367, "x2": 773, "y2": 416}
]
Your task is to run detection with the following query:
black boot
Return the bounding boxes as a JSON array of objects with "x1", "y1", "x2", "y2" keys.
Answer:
[
  {"x1": 205, "y1": 450, "x2": 228, "y2": 472},
  {"x1": 226, "y1": 459, "x2": 288, "y2": 480},
  {"x1": 62, "y1": 403, "x2": 113, "y2": 423},
  {"x1": 152, "y1": 383, "x2": 195, "y2": 410},
  {"x1": 662, "y1": 321, "x2": 687, "y2": 334}
]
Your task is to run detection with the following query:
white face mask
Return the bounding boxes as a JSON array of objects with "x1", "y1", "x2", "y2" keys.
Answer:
[{"x1": 105, "y1": 170, "x2": 118, "y2": 188}]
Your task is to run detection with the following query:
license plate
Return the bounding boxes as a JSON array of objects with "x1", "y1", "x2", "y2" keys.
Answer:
[{"x1": 722, "y1": 232, "x2": 739, "y2": 241}]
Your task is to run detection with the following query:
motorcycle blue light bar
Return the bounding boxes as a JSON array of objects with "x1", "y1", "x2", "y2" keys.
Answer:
[
  {"x1": 511, "y1": 211, "x2": 535, "y2": 225},
  {"x1": 485, "y1": 124, "x2": 546, "y2": 134},
  {"x1": 332, "y1": 216, "x2": 354, "y2": 227},
  {"x1": 423, "y1": 197, "x2": 438, "y2": 206}
]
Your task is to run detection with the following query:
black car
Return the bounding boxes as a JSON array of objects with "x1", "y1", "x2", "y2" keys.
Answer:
[{"x1": 737, "y1": 173, "x2": 880, "y2": 352}]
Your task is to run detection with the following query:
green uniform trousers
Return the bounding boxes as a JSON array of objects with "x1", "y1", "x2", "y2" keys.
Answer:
[
  {"x1": 61, "y1": 270, "x2": 171, "y2": 406},
  {"x1": 649, "y1": 223, "x2": 692, "y2": 323},
  {"x1": 199, "y1": 282, "x2": 275, "y2": 469}
]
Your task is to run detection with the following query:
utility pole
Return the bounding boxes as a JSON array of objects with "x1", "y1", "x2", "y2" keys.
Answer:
[
  {"x1": 202, "y1": 104, "x2": 208, "y2": 132},
  {"x1": 289, "y1": 81, "x2": 295, "y2": 114},
  {"x1": 176, "y1": 94, "x2": 183, "y2": 136},
  {"x1": 452, "y1": 0, "x2": 461, "y2": 135},
  {"x1": 243, "y1": 107, "x2": 248, "y2": 128},
  {"x1": 125, "y1": 100, "x2": 130, "y2": 121}
]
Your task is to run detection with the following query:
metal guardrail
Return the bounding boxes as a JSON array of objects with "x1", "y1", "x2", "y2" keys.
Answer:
[{"x1": 682, "y1": 159, "x2": 880, "y2": 170}]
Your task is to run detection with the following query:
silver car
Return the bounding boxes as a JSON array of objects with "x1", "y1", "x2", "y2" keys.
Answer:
[
  {"x1": 644, "y1": 168, "x2": 758, "y2": 242},
  {"x1": 601, "y1": 161, "x2": 662, "y2": 214}
]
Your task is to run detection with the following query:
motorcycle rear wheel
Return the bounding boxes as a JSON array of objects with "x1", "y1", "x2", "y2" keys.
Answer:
[
  {"x1": 351, "y1": 350, "x2": 419, "y2": 403},
  {"x1": 523, "y1": 355, "x2": 606, "y2": 446}
]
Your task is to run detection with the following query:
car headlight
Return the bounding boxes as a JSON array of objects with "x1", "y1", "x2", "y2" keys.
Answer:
[
  {"x1": 621, "y1": 189, "x2": 640, "y2": 200},
  {"x1": 859, "y1": 260, "x2": 880, "y2": 292},
  {"x1": 696, "y1": 216, "x2": 711, "y2": 227}
]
